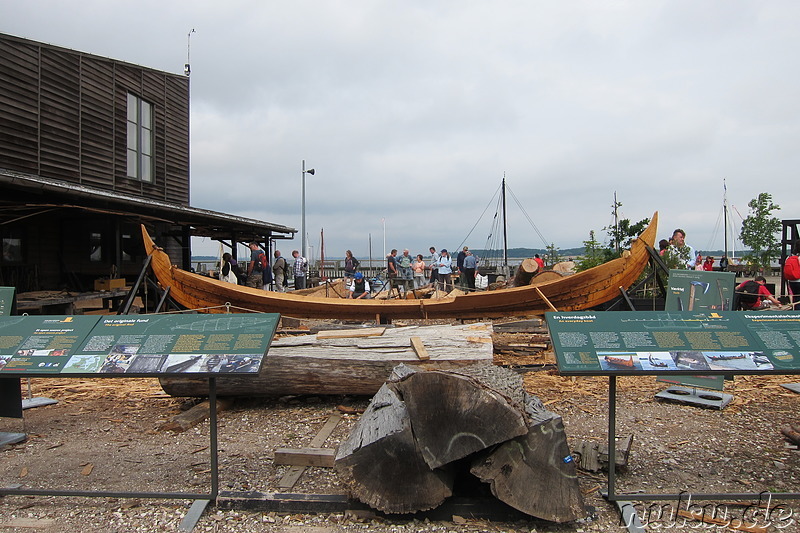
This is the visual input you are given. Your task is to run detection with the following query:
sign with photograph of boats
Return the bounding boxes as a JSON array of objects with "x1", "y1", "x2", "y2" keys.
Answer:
[
  {"x1": 547, "y1": 311, "x2": 800, "y2": 375},
  {"x1": 0, "y1": 314, "x2": 279, "y2": 376}
]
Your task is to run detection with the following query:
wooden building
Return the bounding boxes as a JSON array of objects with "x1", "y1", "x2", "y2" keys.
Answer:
[{"x1": 0, "y1": 33, "x2": 295, "y2": 296}]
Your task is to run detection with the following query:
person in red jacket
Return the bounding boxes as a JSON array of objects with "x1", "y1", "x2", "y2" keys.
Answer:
[
  {"x1": 703, "y1": 256, "x2": 714, "y2": 271},
  {"x1": 736, "y1": 276, "x2": 781, "y2": 310},
  {"x1": 784, "y1": 239, "x2": 800, "y2": 306}
]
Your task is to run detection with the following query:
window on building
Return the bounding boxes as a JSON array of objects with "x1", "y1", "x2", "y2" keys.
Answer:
[
  {"x1": 90, "y1": 232, "x2": 103, "y2": 262},
  {"x1": 126, "y1": 93, "x2": 154, "y2": 182},
  {"x1": 2, "y1": 237, "x2": 23, "y2": 263}
]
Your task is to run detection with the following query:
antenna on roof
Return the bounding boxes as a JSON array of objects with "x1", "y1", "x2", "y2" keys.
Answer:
[{"x1": 185, "y1": 28, "x2": 195, "y2": 76}]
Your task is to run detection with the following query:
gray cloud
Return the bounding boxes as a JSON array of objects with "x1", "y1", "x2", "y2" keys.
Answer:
[{"x1": 3, "y1": 0, "x2": 798, "y2": 260}]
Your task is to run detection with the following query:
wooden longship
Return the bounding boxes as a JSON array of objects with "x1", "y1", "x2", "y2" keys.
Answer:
[{"x1": 142, "y1": 212, "x2": 657, "y2": 319}]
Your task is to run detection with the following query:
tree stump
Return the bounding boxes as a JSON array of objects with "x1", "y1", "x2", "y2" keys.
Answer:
[
  {"x1": 334, "y1": 363, "x2": 586, "y2": 522},
  {"x1": 334, "y1": 383, "x2": 454, "y2": 513},
  {"x1": 512, "y1": 258, "x2": 539, "y2": 286}
]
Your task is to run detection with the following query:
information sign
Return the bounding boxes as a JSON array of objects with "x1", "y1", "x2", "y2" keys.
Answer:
[
  {"x1": 0, "y1": 313, "x2": 280, "y2": 376},
  {"x1": 664, "y1": 270, "x2": 736, "y2": 311},
  {"x1": 0, "y1": 287, "x2": 16, "y2": 316},
  {"x1": 0, "y1": 316, "x2": 101, "y2": 373},
  {"x1": 547, "y1": 310, "x2": 800, "y2": 375}
]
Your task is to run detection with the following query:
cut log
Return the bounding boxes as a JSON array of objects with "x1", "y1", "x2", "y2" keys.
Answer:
[
  {"x1": 470, "y1": 394, "x2": 585, "y2": 522},
  {"x1": 159, "y1": 323, "x2": 493, "y2": 397},
  {"x1": 335, "y1": 363, "x2": 585, "y2": 522},
  {"x1": 551, "y1": 261, "x2": 576, "y2": 274},
  {"x1": 334, "y1": 383, "x2": 454, "y2": 513},
  {"x1": 529, "y1": 271, "x2": 564, "y2": 285},
  {"x1": 512, "y1": 258, "x2": 539, "y2": 287},
  {"x1": 392, "y1": 365, "x2": 528, "y2": 469}
]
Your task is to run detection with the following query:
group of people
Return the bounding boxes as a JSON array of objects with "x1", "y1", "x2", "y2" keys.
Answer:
[
  {"x1": 218, "y1": 243, "x2": 309, "y2": 292},
  {"x1": 385, "y1": 246, "x2": 479, "y2": 294},
  {"x1": 659, "y1": 228, "x2": 800, "y2": 310}
]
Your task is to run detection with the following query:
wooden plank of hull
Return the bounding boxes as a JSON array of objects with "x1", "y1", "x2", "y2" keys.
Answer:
[{"x1": 141, "y1": 212, "x2": 657, "y2": 319}]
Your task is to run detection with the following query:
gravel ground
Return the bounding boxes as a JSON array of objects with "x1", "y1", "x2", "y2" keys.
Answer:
[{"x1": 2, "y1": 333, "x2": 800, "y2": 532}]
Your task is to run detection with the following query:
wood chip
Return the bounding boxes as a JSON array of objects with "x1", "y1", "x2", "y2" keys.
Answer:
[
  {"x1": 80, "y1": 463, "x2": 94, "y2": 476},
  {"x1": 18, "y1": 467, "x2": 28, "y2": 478}
]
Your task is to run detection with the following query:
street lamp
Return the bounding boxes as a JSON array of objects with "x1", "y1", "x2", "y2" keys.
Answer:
[{"x1": 301, "y1": 160, "x2": 315, "y2": 259}]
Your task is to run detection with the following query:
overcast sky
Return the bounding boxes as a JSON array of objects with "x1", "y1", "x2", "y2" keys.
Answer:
[{"x1": 4, "y1": 1, "x2": 799, "y2": 261}]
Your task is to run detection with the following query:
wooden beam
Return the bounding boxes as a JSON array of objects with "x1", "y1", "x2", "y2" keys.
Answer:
[
  {"x1": 274, "y1": 447, "x2": 336, "y2": 468},
  {"x1": 410, "y1": 336, "x2": 429, "y2": 360},
  {"x1": 534, "y1": 287, "x2": 558, "y2": 312},
  {"x1": 278, "y1": 414, "x2": 342, "y2": 489}
]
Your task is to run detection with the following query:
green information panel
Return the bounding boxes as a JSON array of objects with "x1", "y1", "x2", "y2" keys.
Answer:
[
  {"x1": 0, "y1": 314, "x2": 280, "y2": 376},
  {"x1": 0, "y1": 316, "x2": 102, "y2": 373},
  {"x1": 665, "y1": 270, "x2": 736, "y2": 311},
  {"x1": 547, "y1": 310, "x2": 800, "y2": 375},
  {"x1": 0, "y1": 287, "x2": 16, "y2": 316}
]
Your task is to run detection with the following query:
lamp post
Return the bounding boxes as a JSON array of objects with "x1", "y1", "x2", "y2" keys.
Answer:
[{"x1": 301, "y1": 160, "x2": 315, "y2": 259}]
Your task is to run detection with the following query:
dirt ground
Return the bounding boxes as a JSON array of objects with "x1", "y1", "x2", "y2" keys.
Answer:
[{"x1": 2, "y1": 322, "x2": 800, "y2": 533}]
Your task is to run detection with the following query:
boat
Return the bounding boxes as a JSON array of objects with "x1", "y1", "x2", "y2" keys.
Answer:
[
  {"x1": 603, "y1": 355, "x2": 636, "y2": 368},
  {"x1": 141, "y1": 211, "x2": 658, "y2": 320}
]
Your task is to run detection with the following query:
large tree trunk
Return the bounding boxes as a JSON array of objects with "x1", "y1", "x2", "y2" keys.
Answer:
[
  {"x1": 512, "y1": 258, "x2": 539, "y2": 286},
  {"x1": 470, "y1": 395, "x2": 585, "y2": 522},
  {"x1": 334, "y1": 384, "x2": 455, "y2": 513},
  {"x1": 334, "y1": 363, "x2": 586, "y2": 522}
]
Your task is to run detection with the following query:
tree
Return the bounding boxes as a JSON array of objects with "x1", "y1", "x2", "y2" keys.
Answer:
[
  {"x1": 603, "y1": 217, "x2": 651, "y2": 259},
  {"x1": 739, "y1": 192, "x2": 781, "y2": 272},
  {"x1": 545, "y1": 243, "x2": 560, "y2": 265},
  {"x1": 576, "y1": 231, "x2": 604, "y2": 272}
]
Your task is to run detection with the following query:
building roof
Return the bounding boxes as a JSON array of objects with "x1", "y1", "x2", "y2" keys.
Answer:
[{"x1": 0, "y1": 168, "x2": 297, "y2": 241}]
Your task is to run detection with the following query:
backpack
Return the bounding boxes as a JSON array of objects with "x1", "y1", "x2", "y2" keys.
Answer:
[
  {"x1": 738, "y1": 280, "x2": 760, "y2": 308},
  {"x1": 258, "y1": 251, "x2": 268, "y2": 271}
]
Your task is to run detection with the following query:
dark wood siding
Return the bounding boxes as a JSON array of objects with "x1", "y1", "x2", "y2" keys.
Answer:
[
  {"x1": 79, "y1": 56, "x2": 115, "y2": 188},
  {"x1": 0, "y1": 39, "x2": 39, "y2": 173},
  {"x1": 0, "y1": 33, "x2": 190, "y2": 205}
]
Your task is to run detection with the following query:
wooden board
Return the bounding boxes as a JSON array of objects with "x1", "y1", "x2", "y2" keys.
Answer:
[
  {"x1": 316, "y1": 328, "x2": 386, "y2": 339},
  {"x1": 274, "y1": 447, "x2": 336, "y2": 468}
]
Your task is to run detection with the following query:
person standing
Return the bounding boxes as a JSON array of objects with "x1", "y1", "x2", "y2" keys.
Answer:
[
  {"x1": 428, "y1": 246, "x2": 440, "y2": 286},
  {"x1": 245, "y1": 242, "x2": 265, "y2": 289},
  {"x1": 386, "y1": 249, "x2": 399, "y2": 279},
  {"x1": 343, "y1": 250, "x2": 360, "y2": 279},
  {"x1": 462, "y1": 250, "x2": 477, "y2": 291},
  {"x1": 456, "y1": 247, "x2": 468, "y2": 287},
  {"x1": 720, "y1": 255, "x2": 730, "y2": 272},
  {"x1": 703, "y1": 256, "x2": 714, "y2": 271},
  {"x1": 398, "y1": 249, "x2": 413, "y2": 281},
  {"x1": 784, "y1": 239, "x2": 800, "y2": 306},
  {"x1": 412, "y1": 254, "x2": 426, "y2": 289},
  {"x1": 292, "y1": 250, "x2": 308, "y2": 290},
  {"x1": 437, "y1": 249, "x2": 453, "y2": 293},
  {"x1": 272, "y1": 250, "x2": 287, "y2": 292},
  {"x1": 534, "y1": 254, "x2": 545, "y2": 271},
  {"x1": 219, "y1": 253, "x2": 240, "y2": 284},
  {"x1": 666, "y1": 229, "x2": 698, "y2": 269}
]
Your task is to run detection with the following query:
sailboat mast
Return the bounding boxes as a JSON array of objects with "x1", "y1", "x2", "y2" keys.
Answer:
[
  {"x1": 502, "y1": 175, "x2": 508, "y2": 267},
  {"x1": 723, "y1": 180, "x2": 729, "y2": 260}
]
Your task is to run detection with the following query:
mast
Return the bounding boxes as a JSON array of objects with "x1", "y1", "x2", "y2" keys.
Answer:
[
  {"x1": 723, "y1": 179, "x2": 729, "y2": 260},
  {"x1": 502, "y1": 174, "x2": 508, "y2": 267}
]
